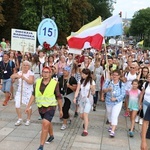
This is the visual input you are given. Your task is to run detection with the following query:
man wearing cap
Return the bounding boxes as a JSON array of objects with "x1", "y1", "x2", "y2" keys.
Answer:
[
  {"x1": 58, "y1": 66, "x2": 77, "y2": 130},
  {"x1": 25, "y1": 67, "x2": 63, "y2": 150}
]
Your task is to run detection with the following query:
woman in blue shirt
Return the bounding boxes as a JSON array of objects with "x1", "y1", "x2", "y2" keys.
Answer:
[{"x1": 103, "y1": 69, "x2": 126, "y2": 137}]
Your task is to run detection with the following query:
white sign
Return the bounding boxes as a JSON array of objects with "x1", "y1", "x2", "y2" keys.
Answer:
[
  {"x1": 109, "y1": 38, "x2": 116, "y2": 45},
  {"x1": 11, "y1": 29, "x2": 36, "y2": 53},
  {"x1": 37, "y1": 18, "x2": 58, "y2": 47}
]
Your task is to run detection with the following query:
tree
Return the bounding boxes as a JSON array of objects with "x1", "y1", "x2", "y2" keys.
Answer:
[
  {"x1": 87, "y1": 0, "x2": 112, "y2": 21},
  {"x1": 67, "y1": 0, "x2": 92, "y2": 32},
  {"x1": 0, "y1": 0, "x2": 5, "y2": 26},
  {"x1": 0, "y1": 0, "x2": 22, "y2": 40},
  {"x1": 129, "y1": 7, "x2": 150, "y2": 47},
  {"x1": 0, "y1": 0, "x2": 113, "y2": 44}
]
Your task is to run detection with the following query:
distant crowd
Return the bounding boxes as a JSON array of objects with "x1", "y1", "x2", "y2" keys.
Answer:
[{"x1": 0, "y1": 38, "x2": 150, "y2": 150}]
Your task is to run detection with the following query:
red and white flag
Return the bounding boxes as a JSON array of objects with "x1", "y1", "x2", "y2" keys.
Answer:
[{"x1": 68, "y1": 24, "x2": 106, "y2": 50}]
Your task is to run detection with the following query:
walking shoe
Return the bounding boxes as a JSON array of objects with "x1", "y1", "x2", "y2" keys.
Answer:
[
  {"x1": 25, "y1": 120, "x2": 30, "y2": 126},
  {"x1": 124, "y1": 112, "x2": 129, "y2": 117},
  {"x1": 128, "y1": 131, "x2": 134, "y2": 137},
  {"x1": 15, "y1": 119, "x2": 22, "y2": 126},
  {"x1": 109, "y1": 131, "x2": 115, "y2": 137},
  {"x1": 108, "y1": 127, "x2": 112, "y2": 132},
  {"x1": 60, "y1": 124, "x2": 67, "y2": 130},
  {"x1": 93, "y1": 106, "x2": 96, "y2": 111},
  {"x1": 45, "y1": 136, "x2": 54, "y2": 144},
  {"x1": 139, "y1": 118, "x2": 143, "y2": 125},
  {"x1": 74, "y1": 112, "x2": 78, "y2": 117},
  {"x1": 37, "y1": 145, "x2": 43, "y2": 150},
  {"x1": 135, "y1": 115, "x2": 139, "y2": 123},
  {"x1": 81, "y1": 131, "x2": 88, "y2": 136}
]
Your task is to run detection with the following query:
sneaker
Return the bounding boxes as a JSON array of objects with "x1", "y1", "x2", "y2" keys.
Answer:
[
  {"x1": 139, "y1": 118, "x2": 143, "y2": 125},
  {"x1": 25, "y1": 120, "x2": 30, "y2": 126},
  {"x1": 109, "y1": 131, "x2": 115, "y2": 137},
  {"x1": 124, "y1": 112, "x2": 129, "y2": 117},
  {"x1": 135, "y1": 115, "x2": 139, "y2": 123},
  {"x1": 128, "y1": 131, "x2": 134, "y2": 137},
  {"x1": 108, "y1": 127, "x2": 112, "y2": 132},
  {"x1": 93, "y1": 106, "x2": 96, "y2": 111},
  {"x1": 15, "y1": 119, "x2": 22, "y2": 126},
  {"x1": 45, "y1": 136, "x2": 54, "y2": 144},
  {"x1": 81, "y1": 131, "x2": 88, "y2": 136},
  {"x1": 60, "y1": 124, "x2": 67, "y2": 130},
  {"x1": 74, "y1": 112, "x2": 78, "y2": 118},
  {"x1": 37, "y1": 145, "x2": 43, "y2": 150}
]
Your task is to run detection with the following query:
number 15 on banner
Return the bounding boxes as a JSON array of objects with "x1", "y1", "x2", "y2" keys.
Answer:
[{"x1": 37, "y1": 18, "x2": 58, "y2": 47}]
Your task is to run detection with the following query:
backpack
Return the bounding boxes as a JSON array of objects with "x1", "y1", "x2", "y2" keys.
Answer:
[
  {"x1": 144, "y1": 81, "x2": 149, "y2": 90},
  {"x1": 125, "y1": 72, "x2": 138, "y2": 77},
  {"x1": 9, "y1": 60, "x2": 13, "y2": 71},
  {"x1": 102, "y1": 80, "x2": 122, "y2": 100},
  {"x1": 107, "y1": 80, "x2": 122, "y2": 89}
]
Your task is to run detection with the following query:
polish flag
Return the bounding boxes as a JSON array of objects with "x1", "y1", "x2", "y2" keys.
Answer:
[{"x1": 68, "y1": 24, "x2": 106, "y2": 50}]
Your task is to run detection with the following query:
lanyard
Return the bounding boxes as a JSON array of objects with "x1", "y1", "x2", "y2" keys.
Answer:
[
  {"x1": 62, "y1": 77, "x2": 69, "y2": 95},
  {"x1": 3, "y1": 61, "x2": 9, "y2": 71}
]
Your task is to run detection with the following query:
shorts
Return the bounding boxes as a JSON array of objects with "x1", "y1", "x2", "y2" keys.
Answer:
[
  {"x1": 39, "y1": 109, "x2": 55, "y2": 122},
  {"x1": 2, "y1": 78, "x2": 12, "y2": 93},
  {"x1": 79, "y1": 98, "x2": 92, "y2": 114}
]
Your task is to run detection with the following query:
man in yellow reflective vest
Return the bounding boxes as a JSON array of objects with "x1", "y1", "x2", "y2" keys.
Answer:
[{"x1": 25, "y1": 67, "x2": 63, "y2": 150}]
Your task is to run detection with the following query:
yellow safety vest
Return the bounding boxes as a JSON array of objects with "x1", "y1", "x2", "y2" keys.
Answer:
[
  {"x1": 35, "y1": 78, "x2": 58, "y2": 108},
  {"x1": 105, "y1": 64, "x2": 117, "y2": 71}
]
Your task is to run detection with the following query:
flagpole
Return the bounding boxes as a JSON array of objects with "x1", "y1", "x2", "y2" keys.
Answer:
[{"x1": 20, "y1": 44, "x2": 26, "y2": 106}]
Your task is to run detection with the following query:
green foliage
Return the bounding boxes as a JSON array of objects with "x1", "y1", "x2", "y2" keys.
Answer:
[
  {"x1": 0, "y1": 0, "x2": 6, "y2": 26},
  {"x1": 0, "y1": 0, "x2": 112, "y2": 44},
  {"x1": 124, "y1": 26, "x2": 130, "y2": 37},
  {"x1": 129, "y1": 7, "x2": 150, "y2": 47},
  {"x1": 87, "y1": 0, "x2": 112, "y2": 21}
]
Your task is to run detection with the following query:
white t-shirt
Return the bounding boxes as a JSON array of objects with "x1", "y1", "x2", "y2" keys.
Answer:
[
  {"x1": 125, "y1": 72, "x2": 137, "y2": 91},
  {"x1": 80, "y1": 80, "x2": 95, "y2": 97}
]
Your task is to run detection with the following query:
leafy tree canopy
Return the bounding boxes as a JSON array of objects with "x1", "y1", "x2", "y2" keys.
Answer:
[{"x1": 0, "y1": 0, "x2": 113, "y2": 44}]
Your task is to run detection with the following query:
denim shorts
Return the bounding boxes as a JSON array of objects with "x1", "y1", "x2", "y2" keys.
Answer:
[
  {"x1": 79, "y1": 98, "x2": 92, "y2": 114},
  {"x1": 2, "y1": 78, "x2": 12, "y2": 93}
]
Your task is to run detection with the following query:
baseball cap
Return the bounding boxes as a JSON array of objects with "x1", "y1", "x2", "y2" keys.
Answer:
[
  {"x1": 63, "y1": 66, "x2": 71, "y2": 72},
  {"x1": 42, "y1": 67, "x2": 51, "y2": 72}
]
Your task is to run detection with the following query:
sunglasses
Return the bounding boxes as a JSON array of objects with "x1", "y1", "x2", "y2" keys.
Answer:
[{"x1": 130, "y1": 67, "x2": 135, "y2": 69}]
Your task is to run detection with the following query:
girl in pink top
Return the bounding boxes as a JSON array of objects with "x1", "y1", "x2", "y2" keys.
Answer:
[{"x1": 127, "y1": 79, "x2": 141, "y2": 137}]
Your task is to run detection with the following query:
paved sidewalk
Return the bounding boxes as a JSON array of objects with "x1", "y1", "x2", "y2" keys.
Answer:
[{"x1": 0, "y1": 91, "x2": 141, "y2": 150}]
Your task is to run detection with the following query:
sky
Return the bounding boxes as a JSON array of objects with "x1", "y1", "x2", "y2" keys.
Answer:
[{"x1": 113, "y1": 0, "x2": 150, "y2": 18}]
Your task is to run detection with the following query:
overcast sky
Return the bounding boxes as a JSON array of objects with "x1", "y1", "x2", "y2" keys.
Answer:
[{"x1": 113, "y1": 0, "x2": 150, "y2": 18}]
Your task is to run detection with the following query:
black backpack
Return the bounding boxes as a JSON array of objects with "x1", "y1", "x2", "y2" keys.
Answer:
[{"x1": 144, "y1": 81, "x2": 149, "y2": 90}]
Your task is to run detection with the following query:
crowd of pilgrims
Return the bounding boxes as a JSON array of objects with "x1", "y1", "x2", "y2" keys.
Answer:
[{"x1": 0, "y1": 44, "x2": 150, "y2": 140}]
